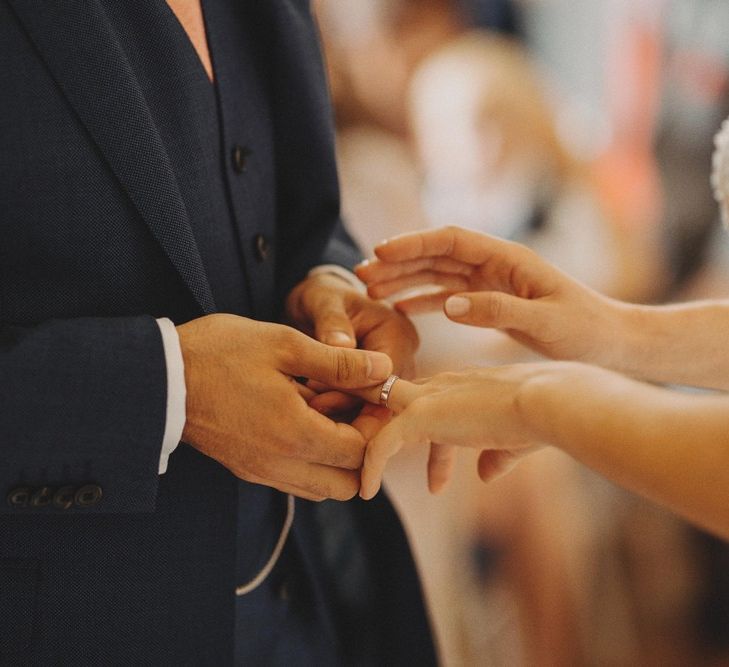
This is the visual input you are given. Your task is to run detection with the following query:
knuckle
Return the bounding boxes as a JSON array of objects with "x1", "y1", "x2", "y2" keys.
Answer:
[
  {"x1": 443, "y1": 226, "x2": 459, "y2": 254},
  {"x1": 517, "y1": 243, "x2": 538, "y2": 262},
  {"x1": 407, "y1": 397, "x2": 429, "y2": 423},
  {"x1": 308, "y1": 474, "x2": 359, "y2": 501},
  {"x1": 483, "y1": 294, "x2": 505, "y2": 323},
  {"x1": 235, "y1": 467, "x2": 257, "y2": 484},
  {"x1": 332, "y1": 478, "x2": 359, "y2": 502},
  {"x1": 341, "y1": 445, "x2": 365, "y2": 470},
  {"x1": 410, "y1": 395, "x2": 428, "y2": 414},
  {"x1": 334, "y1": 350, "x2": 360, "y2": 384},
  {"x1": 276, "y1": 328, "x2": 305, "y2": 364},
  {"x1": 304, "y1": 480, "x2": 328, "y2": 499},
  {"x1": 320, "y1": 444, "x2": 348, "y2": 468},
  {"x1": 251, "y1": 450, "x2": 280, "y2": 479},
  {"x1": 276, "y1": 437, "x2": 301, "y2": 461},
  {"x1": 273, "y1": 323, "x2": 300, "y2": 346}
]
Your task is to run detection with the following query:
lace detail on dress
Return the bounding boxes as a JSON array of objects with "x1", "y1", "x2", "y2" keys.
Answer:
[{"x1": 711, "y1": 116, "x2": 729, "y2": 229}]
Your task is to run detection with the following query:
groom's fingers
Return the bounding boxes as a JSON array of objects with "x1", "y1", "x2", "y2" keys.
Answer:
[
  {"x1": 291, "y1": 401, "x2": 366, "y2": 469},
  {"x1": 309, "y1": 390, "x2": 362, "y2": 416}
]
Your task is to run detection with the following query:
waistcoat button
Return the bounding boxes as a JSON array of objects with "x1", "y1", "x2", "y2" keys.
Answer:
[
  {"x1": 232, "y1": 144, "x2": 250, "y2": 173},
  {"x1": 253, "y1": 234, "x2": 271, "y2": 262}
]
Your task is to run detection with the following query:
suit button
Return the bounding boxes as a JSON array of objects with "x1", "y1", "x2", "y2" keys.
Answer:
[
  {"x1": 30, "y1": 486, "x2": 53, "y2": 508},
  {"x1": 6, "y1": 487, "x2": 31, "y2": 508},
  {"x1": 253, "y1": 234, "x2": 271, "y2": 262},
  {"x1": 277, "y1": 581, "x2": 290, "y2": 602},
  {"x1": 232, "y1": 145, "x2": 250, "y2": 173},
  {"x1": 53, "y1": 485, "x2": 76, "y2": 510},
  {"x1": 75, "y1": 484, "x2": 103, "y2": 507}
]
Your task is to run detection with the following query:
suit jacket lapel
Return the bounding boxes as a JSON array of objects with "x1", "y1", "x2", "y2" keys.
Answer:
[{"x1": 8, "y1": 0, "x2": 216, "y2": 314}]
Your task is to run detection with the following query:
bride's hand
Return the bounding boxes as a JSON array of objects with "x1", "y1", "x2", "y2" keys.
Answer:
[
  {"x1": 359, "y1": 363, "x2": 561, "y2": 500},
  {"x1": 356, "y1": 227, "x2": 630, "y2": 368}
]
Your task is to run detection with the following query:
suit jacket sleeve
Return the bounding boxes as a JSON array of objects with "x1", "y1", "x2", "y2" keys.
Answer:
[{"x1": 0, "y1": 316, "x2": 168, "y2": 514}]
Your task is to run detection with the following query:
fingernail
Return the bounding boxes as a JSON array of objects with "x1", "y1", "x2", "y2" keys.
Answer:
[
  {"x1": 359, "y1": 485, "x2": 378, "y2": 500},
  {"x1": 356, "y1": 259, "x2": 371, "y2": 269},
  {"x1": 445, "y1": 296, "x2": 471, "y2": 317},
  {"x1": 325, "y1": 331, "x2": 354, "y2": 346},
  {"x1": 367, "y1": 352, "x2": 392, "y2": 382},
  {"x1": 429, "y1": 478, "x2": 448, "y2": 495}
]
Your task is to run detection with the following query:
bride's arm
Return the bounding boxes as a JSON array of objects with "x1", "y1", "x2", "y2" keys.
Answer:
[
  {"x1": 520, "y1": 363, "x2": 729, "y2": 538},
  {"x1": 613, "y1": 300, "x2": 729, "y2": 391},
  {"x1": 361, "y1": 362, "x2": 729, "y2": 540},
  {"x1": 358, "y1": 227, "x2": 729, "y2": 390}
]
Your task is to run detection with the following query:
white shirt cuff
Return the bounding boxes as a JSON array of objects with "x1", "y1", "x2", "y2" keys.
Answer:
[
  {"x1": 156, "y1": 318, "x2": 186, "y2": 474},
  {"x1": 308, "y1": 264, "x2": 366, "y2": 294}
]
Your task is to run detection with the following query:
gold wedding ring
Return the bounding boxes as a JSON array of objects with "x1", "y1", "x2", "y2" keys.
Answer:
[{"x1": 379, "y1": 374, "x2": 400, "y2": 409}]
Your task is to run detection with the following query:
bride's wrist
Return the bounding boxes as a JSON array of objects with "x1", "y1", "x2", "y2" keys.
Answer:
[
  {"x1": 584, "y1": 297, "x2": 643, "y2": 374},
  {"x1": 515, "y1": 362, "x2": 597, "y2": 450}
]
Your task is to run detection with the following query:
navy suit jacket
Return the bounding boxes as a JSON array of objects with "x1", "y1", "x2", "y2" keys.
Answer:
[{"x1": 0, "y1": 1, "x2": 436, "y2": 664}]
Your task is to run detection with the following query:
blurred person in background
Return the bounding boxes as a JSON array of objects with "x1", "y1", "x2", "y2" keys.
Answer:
[
  {"x1": 409, "y1": 32, "x2": 620, "y2": 293},
  {"x1": 595, "y1": 2, "x2": 729, "y2": 661},
  {"x1": 651, "y1": 0, "x2": 729, "y2": 296}
]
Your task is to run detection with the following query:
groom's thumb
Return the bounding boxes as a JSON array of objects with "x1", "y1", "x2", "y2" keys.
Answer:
[
  {"x1": 288, "y1": 336, "x2": 393, "y2": 389},
  {"x1": 444, "y1": 292, "x2": 537, "y2": 333}
]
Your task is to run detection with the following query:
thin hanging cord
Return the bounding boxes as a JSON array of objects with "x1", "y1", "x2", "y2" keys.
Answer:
[{"x1": 235, "y1": 494, "x2": 295, "y2": 596}]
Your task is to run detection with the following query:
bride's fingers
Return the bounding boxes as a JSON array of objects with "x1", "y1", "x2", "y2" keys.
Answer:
[
  {"x1": 427, "y1": 443, "x2": 457, "y2": 494},
  {"x1": 477, "y1": 447, "x2": 537, "y2": 483},
  {"x1": 359, "y1": 418, "x2": 405, "y2": 500},
  {"x1": 347, "y1": 376, "x2": 423, "y2": 412},
  {"x1": 373, "y1": 227, "x2": 505, "y2": 265},
  {"x1": 351, "y1": 403, "x2": 392, "y2": 440},
  {"x1": 356, "y1": 256, "x2": 472, "y2": 284},
  {"x1": 361, "y1": 408, "x2": 423, "y2": 499},
  {"x1": 367, "y1": 271, "x2": 470, "y2": 300},
  {"x1": 394, "y1": 291, "x2": 451, "y2": 315}
]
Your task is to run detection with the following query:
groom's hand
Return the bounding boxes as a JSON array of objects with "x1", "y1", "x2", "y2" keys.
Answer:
[
  {"x1": 287, "y1": 272, "x2": 445, "y2": 494},
  {"x1": 286, "y1": 272, "x2": 419, "y2": 416},
  {"x1": 177, "y1": 314, "x2": 393, "y2": 501}
]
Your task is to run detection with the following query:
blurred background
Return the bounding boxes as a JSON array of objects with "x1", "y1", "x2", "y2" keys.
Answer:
[{"x1": 313, "y1": 0, "x2": 729, "y2": 664}]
